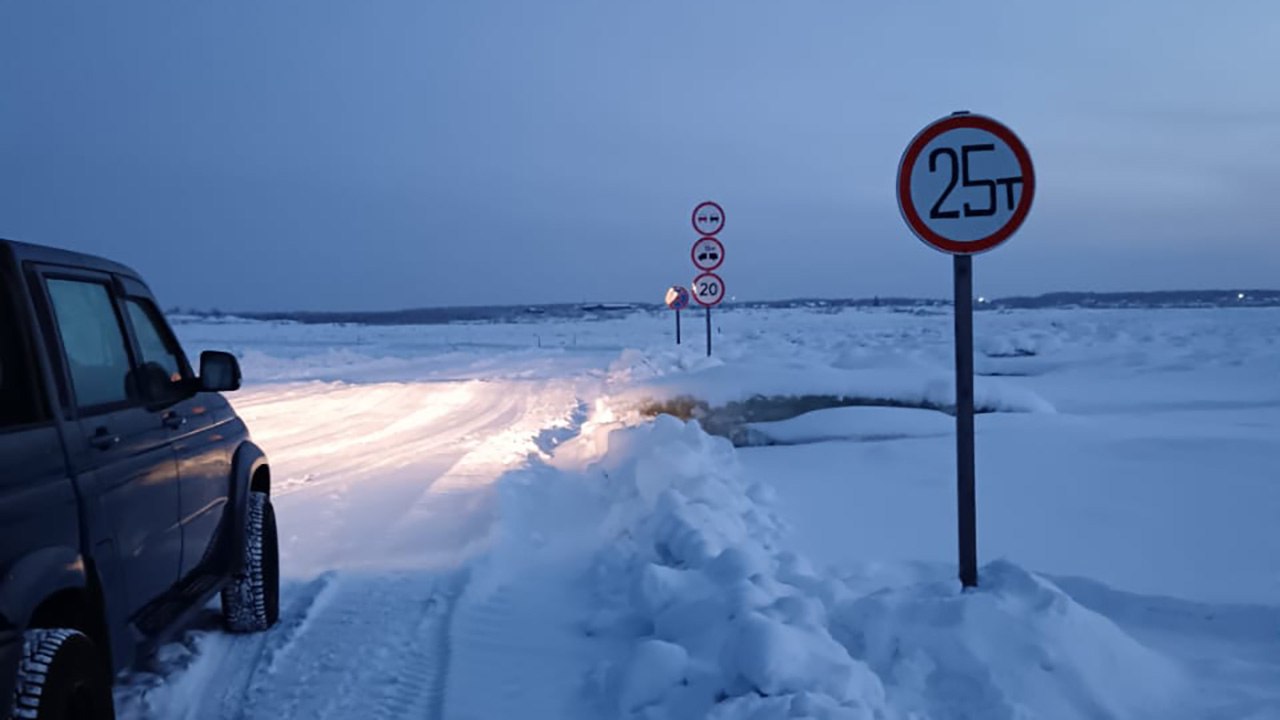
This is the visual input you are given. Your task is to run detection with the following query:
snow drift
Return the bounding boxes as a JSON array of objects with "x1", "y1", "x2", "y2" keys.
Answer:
[
  {"x1": 629, "y1": 362, "x2": 1056, "y2": 416},
  {"x1": 478, "y1": 414, "x2": 889, "y2": 718},
  {"x1": 474, "y1": 411, "x2": 1193, "y2": 720},
  {"x1": 834, "y1": 561, "x2": 1185, "y2": 720},
  {"x1": 582, "y1": 416, "x2": 886, "y2": 719}
]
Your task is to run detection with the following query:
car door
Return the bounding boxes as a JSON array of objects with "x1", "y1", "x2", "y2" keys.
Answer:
[
  {"x1": 0, "y1": 274, "x2": 79, "y2": 604},
  {"x1": 36, "y1": 270, "x2": 183, "y2": 618},
  {"x1": 117, "y1": 285, "x2": 233, "y2": 580}
]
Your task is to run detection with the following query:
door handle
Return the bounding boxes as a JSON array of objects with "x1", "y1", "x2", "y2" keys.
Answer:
[
  {"x1": 163, "y1": 412, "x2": 187, "y2": 430},
  {"x1": 90, "y1": 428, "x2": 121, "y2": 451}
]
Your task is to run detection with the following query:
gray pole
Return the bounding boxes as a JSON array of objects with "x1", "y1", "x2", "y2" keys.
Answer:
[
  {"x1": 954, "y1": 254, "x2": 978, "y2": 588},
  {"x1": 705, "y1": 307, "x2": 712, "y2": 357},
  {"x1": 676, "y1": 309, "x2": 681, "y2": 345}
]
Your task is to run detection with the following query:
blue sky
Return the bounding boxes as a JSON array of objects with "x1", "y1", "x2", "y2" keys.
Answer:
[{"x1": 2, "y1": 1, "x2": 1278, "y2": 311}]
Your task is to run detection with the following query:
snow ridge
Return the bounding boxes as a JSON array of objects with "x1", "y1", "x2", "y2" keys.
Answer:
[
  {"x1": 835, "y1": 561, "x2": 1185, "y2": 720},
  {"x1": 576, "y1": 416, "x2": 889, "y2": 719}
]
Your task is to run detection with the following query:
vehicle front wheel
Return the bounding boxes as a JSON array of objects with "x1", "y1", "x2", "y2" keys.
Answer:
[
  {"x1": 221, "y1": 491, "x2": 280, "y2": 633},
  {"x1": 10, "y1": 628, "x2": 114, "y2": 720}
]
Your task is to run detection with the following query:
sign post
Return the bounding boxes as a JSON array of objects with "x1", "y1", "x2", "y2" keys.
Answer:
[
  {"x1": 690, "y1": 202, "x2": 726, "y2": 358},
  {"x1": 896, "y1": 112, "x2": 1035, "y2": 589},
  {"x1": 692, "y1": 271, "x2": 724, "y2": 357},
  {"x1": 706, "y1": 305, "x2": 711, "y2": 355},
  {"x1": 953, "y1": 253, "x2": 976, "y2": 588},
  {"x1": 665, "y1": 285, "x2": 691, "y2": 345}
]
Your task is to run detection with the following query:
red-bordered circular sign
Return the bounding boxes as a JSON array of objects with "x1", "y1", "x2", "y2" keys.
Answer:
[
  {"x1": 897, "y1": 114, "x2": 1035, "y2": 255},
  {"x1": 665, "y1": 285, "x2": 691, "y2": 311},
  {"x1": 691, "y1": 236, "x2": 725, "y2": 271},
  {"x1": 691, "y1": 201, "x2": 726, "y2": 236},
  {"x1": 692, "y1": 272, "x2": 725, "y2": 307}
]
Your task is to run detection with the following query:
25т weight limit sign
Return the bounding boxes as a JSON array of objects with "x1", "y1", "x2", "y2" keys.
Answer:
[
  {"x1": 897, "y1": 113, "x2": 1035, "y2": 255},
  {"x1": 895, "y1": 112, "x2": 1035, "y2": 591}
]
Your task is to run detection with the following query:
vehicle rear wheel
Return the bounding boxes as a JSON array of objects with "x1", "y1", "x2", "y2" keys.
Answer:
[
  {"x1": 10, "y1": 628, "x2": 114, "y2": 720},
  {"x1": 221, "y1": 491, "x2": 280, "y2": 633}
]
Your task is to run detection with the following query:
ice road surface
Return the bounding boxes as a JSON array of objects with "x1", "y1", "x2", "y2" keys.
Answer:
[{"x1": 115, "y1": 306, "x2": 1280, "y2": 719}]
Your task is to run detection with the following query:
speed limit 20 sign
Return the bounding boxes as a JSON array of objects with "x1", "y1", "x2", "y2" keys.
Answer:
[
  {"x1": 692, "y1": 272, "x2": 724, "y2": 307},
  {"x1": 897, "y1": 113, "x2": 1034, "y2": 255}
]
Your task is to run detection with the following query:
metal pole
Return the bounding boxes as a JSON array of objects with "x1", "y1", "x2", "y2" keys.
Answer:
[
  {"x1": 705, "y1": 306, "x2": 712, "y2": 357},
  {"x1": 676, "y1": 310, "x2": 681, "y2": 345},
  {"x1": 954, "y1": 254, "x2": 977, "y2": 588}
]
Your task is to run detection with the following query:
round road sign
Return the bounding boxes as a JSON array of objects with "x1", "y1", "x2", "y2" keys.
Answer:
[
  {"x1": 691, "y1": 236, "x2": 725, "y2": 271},
  {"x1": 692, "y1": 272, "x2": 725, "y2": 307},
  {"x1": 897, "y1": 113, "x2": 1034, "y2": 255},
  {"x1": 665, "y1": 285, "x2": 691, "y2": 311},
  {"x1": 692, "y1": 201, "x2": 725, "y2": 236}
]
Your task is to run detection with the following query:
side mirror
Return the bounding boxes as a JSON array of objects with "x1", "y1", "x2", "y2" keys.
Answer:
[
  {"x1": 199, "y1": 351, "x2": 242, "y2": 392},
  {"x1": 127, "y1": 361, "x2": 182, "y2": 406}
]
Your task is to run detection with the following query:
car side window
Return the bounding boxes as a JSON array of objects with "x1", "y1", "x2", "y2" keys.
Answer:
[
  {"x1": 45, "y1": 278, "x2": 135, "y2": 411},
  {"x1": 0, "y1": 286, "x2": 46, "y2": 430},
  {"x1": 124, "y1": 298, "x2": 191, "y2": 401}
]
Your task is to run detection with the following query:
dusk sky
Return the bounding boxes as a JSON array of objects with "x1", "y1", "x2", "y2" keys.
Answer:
[{"x1": 3, "y1": 1, "x2": 1278, "y2": 311}]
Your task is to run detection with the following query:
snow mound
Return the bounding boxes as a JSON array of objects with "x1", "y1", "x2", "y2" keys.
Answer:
[
  {"x1": 746, "y1": 406, "x2": 954, "y2": 446},
  {"x1": 833, "y1": 560, "x2": 1184, "y2": 720},
  {"x1": 584, "y1": 416, "x2": 888, "y2": 719},
  {"x1": 980, "y1": 330, "x2": 1061, "y2": 359},
  {"x1": 628, "y1": 362, "x2": 1055, "y2": 416}
]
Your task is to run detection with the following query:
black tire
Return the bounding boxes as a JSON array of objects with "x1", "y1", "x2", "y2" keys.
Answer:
[
  {"x1": 10, "y1": 628, "x2": 114, "y2": 720},
  {"x1": 220, "y1": 491, "x2": 280, "y2": 633}
]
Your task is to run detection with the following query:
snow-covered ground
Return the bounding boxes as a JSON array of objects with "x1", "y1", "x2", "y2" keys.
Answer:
[{"x1": 116, "y1": 306, "x2": 1280, "y2": 720}]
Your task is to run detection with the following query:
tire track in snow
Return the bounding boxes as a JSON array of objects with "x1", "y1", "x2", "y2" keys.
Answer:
[
  {"x1": 115, "y1": 572, "x2": 338, "y2": 720},
  {"x1": 163, "y1": 571, "x2": 464, "y2": 720},
  {"x1": 216, "y1": 573, "x2": 342, "y2": 720},
  {"x1": 235, "y1": 380, "x2": 507, "y2": 493},
  {"x1": 371, "y1": 573, "x2": 467, "y2": 720},
  {"x1": 443, "y1": 566, "x2": 598, "y2": 720},
  {"x1": 117, "y1": 371, "x2": 605, "y2": 719}
]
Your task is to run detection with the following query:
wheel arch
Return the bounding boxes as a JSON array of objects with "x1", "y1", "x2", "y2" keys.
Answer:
[
  {"x1": 0, "y1": 547, "x2": 89, "y2": 634},
  {"x1": 227, "y1": 442, "x2": 269, "y2": 576},
  {"x1": 0, "y1": 546, "x2": 117, "y2": 664}
]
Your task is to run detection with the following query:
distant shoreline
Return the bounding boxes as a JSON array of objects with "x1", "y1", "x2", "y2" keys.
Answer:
[{"x1": 168, "y1": 290, "x2": 1280, "y2": 326}]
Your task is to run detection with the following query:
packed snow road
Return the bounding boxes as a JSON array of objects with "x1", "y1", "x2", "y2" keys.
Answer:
[
  {"x1": 116, "y1": 366, "x2": 603, "y2": 719},
  {"x1": 111, "y1": 309, "x2": 1280, "y2": 720}
]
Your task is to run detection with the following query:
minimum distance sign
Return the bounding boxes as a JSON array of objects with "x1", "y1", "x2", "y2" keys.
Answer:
[
  {"x1": 897, "y1": 113, "x2": 1035, "y2": 255},
  {"x1": 691, "y1": 201, "x2": 725, "y2": 237},
  {"x1": 692, "y1": 272, "x2": 725, "y2": 307},
  {"x1": 691, "y1": 236, "x2": 725, "y2": 271},
  {"x1": 665, "y1": 285, "x2": 691, "y2": 311}
]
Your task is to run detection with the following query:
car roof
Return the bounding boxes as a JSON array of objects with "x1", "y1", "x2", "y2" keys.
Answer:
[{"x1": 0, "y1": 238, "x2": 143, "y2": 281}]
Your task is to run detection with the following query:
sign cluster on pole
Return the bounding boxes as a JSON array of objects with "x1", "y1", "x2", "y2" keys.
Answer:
[
  {"x1": 690, "y1": 201, "x2": 726, "y2": 356},
  {"x1": 896, "y1": 112, "x2": 1035, "y2": 589}
]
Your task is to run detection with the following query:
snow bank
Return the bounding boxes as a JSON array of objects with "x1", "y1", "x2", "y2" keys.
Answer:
[
  {"x1": 480, "y1": 414, "x2": 1195, "y2": 719},
  {"x1": 746, "y1": 406, "x2": 954, "y2": 446},
  {"x1": 575, "y1": 416, "x2": 888, "y2": 718},
  {"x1": 979, "y1": 329, "x2": 1062, "y2": 359},
  {"x1": 626, "y1": 362, "x2": 1056, "y2": 417},
  {"x1": 833, "y1": 560, "x2": 1185, "y2": 720}
]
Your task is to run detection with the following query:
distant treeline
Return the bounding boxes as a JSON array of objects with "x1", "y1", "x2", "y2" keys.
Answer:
[
  {"x1": 985, "y1": 289, "x2": 1280, "y2": 309},
  {"x1": 170, "y1": 290, "x2": 1280, "y2": 325}
]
